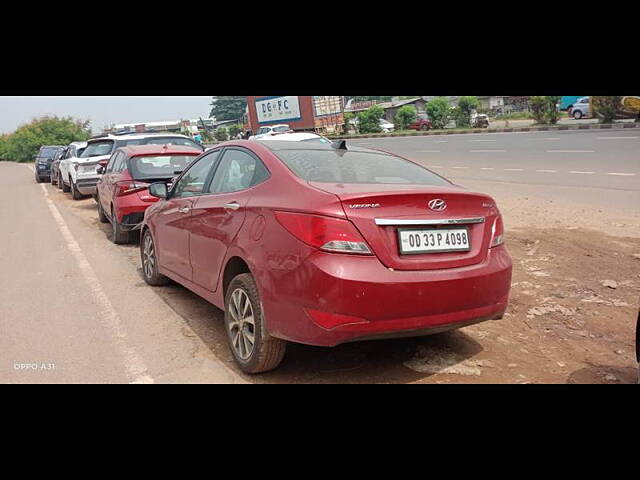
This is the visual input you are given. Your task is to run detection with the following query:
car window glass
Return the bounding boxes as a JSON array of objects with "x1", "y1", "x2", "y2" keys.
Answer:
[
  {"x1": 130, "y1": 154, "x2": 199, "y2": 180},
  {"x1": 106, "y1": 152, "x2": 122, "y2": 173},
  {"x1": 146, "y1": 137, "x2": 201, "y2": 149},
  {"x1": 81, "y1": 141, "x2": 114, "y2": 158},
  {"x1": 209, "y1": 149, "x2": 267, "y2": 194},
  {"x1": 172, "y1": 151, "x2": 220, "y2": 198}
]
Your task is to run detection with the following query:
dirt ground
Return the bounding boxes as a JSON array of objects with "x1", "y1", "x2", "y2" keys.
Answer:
[{"x1": 55, "y1": 181, "x2": 640, "y2": 384}]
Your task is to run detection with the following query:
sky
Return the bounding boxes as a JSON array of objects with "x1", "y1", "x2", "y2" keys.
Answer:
[{"x1": 0, "y1": 96, "x2": 213, "y2": 135}]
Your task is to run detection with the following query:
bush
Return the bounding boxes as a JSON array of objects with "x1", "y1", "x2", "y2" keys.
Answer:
[
  {"x1": 2, "y1": 116, "x2": 91, "y2": 163},
  {"x1": 425, "y1": 97, "x2": 451, "y2": 129},
  {"x1": 591, "y1": 96, "x2": 623, "y2": 123},
  {"x1": 529, "y1": 96, "x2": 547, "y2": 124},
  {"x1": 344, "y1": 112, "x2": 356, "y2": 133},
  {"x1": 357, "y1": 105, "x2": 385, "y2": 134},
  {"x1": 544, "y1": 96, "x2": 561, "y2": 124},
  {"x1": 394, "y1": 105, "x2": 417, "y2": 130},
  {"x1": 529, "y1": 96, "x2": 561, "y2": 125},
  {"x1": 228, "y1": 124, "x2": 243, "y2": 138},
  {"x1": 454, "y1": 96, "x2": 480, "y2": 128},
  {"x1": 214, "y1": 127, "x2": 228, "y2": 141}
]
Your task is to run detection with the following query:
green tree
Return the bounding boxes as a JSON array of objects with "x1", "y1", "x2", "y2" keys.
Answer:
[
  {"x1": 214, "y1": 127, "x2": 229, "y2": 141},
  {"x1": 529, "y1": 96, "x2": 546, "y2": 124},
  {"x1": 209, "y1": 97, "x2": 247, "y2": 121},
  {"x1": 343, "y1": 112, "x2": 356, "y2": 133},
  {"x1": 394, "y1": 105, "x2": 418, "y2": 130},
  {"x1": 357, "y1": 105, "x2": 385, "y2": 134},
  {"x1": 3, "y1": 116, "x2": 91, "y2": 163},
  {"x1": 426, "y1": 97, "x2": 451, "y2": 129},
  {"x1": 544, "y1": 96, "x2": 561, "y2": 124},
  {"x1": 0, "y1": 134, "x2": 9, "y2": 160},
  {"x1": 591, "y1": 96, "x2": 623, "y2": 123},
  {"x1": 454, "y1": 96, "x2": 480, "y2": 128}
]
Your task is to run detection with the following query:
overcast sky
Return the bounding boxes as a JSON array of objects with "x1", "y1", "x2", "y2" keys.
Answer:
[{"x1": 0, "y1": 96, "x2": 213, "y2": 134}]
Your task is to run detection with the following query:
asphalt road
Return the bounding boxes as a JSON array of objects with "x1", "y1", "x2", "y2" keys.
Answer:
[
  {"x1": 0, "y1": 162, "x2": 244, "y2": 384},
  {"x1": 349, "y1": 128, "x2": 640, "y2": 212}
]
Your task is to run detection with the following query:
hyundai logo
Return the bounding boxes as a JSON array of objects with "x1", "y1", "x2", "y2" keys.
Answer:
[{"x1": 428, "y1": 199, "x2": 447, "y2": 211}]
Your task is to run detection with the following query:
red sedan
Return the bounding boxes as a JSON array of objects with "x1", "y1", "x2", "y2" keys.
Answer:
[
  {"x1": 96, "y1": 145, "x2": 202, "y2": 244},
  {"x1": 140, "y1": 140, "x2": 512, "y2": 373}
]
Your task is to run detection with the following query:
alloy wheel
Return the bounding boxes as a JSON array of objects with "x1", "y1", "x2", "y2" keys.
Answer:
[
  {"x1": 142, "y1": 233, "x2": 155, "y2": 280},
  {"x1": 227, "y1": 288, "x2": 256, "y2": 360}
]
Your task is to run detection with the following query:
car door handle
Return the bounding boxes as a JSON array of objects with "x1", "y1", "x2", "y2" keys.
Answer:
[
  {"x1": 178, "y1": 207, "x2": 191, "y2": 214},
  {"x1": 223, "y1": 202, "x2": 240, "y2": 211}
]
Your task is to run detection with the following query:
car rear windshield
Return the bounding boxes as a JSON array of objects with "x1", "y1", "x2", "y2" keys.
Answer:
[
  {"x1": 129, "y1": 155, "x2": 199, "y2": 180},
  {"x1": 144, "y1": 137, "x2": 201, "y2": 149},
  {"x1": 273, "y1": 149, "x2": 451, "y2": 185},
  {"x1": 273, "y1": 126, "x2": 290, "y2": 133},
  {"x1": 81, "y1": 141, "x2": 114, "y2": 158},
  {"x1": 39, "y1": 147, "x2": 61, "y2": 158}
]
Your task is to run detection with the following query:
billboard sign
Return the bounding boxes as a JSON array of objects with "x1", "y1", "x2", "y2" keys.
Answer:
[
  {"x1": 256, "y1": 96, "x2": 301, "y2": 124},
  {"x1": 313, "y1": 96, "x2": 343, "y2": 117}
]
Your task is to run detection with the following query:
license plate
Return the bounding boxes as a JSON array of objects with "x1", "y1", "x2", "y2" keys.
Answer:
[{"x1": 398, "y1": 228, "x2": 470, "y2": 254}]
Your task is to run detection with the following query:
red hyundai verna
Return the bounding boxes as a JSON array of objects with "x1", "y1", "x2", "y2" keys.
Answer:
[
  {"x1": 140, "y1": 140, "x2": 512, "y2": 373},
  {"x1": 96, "y1": 145, "x2": 202, "y2": 244}
]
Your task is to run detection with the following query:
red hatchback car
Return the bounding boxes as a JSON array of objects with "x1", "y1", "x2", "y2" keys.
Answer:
[
  {"x1": 96, "y1": 145, "x2": 202, "y2": 244},
  {"x1": 140, "y1": 140, "x2": 512, "y2": 373}
]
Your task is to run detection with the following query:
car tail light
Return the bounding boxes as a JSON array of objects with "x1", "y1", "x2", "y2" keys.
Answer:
[
  {"x1": 116, "y1": 180, "x2": 150, "y2": 197},
  {"x1": 305, "y1": 308, "x2": 369, "y2": 330},
  {"x1": 491, "y1": 214, "x2": 505, "y2": 247},
  {"x1": 274, "y1": 211, "x2": 373, "y2": 255}
]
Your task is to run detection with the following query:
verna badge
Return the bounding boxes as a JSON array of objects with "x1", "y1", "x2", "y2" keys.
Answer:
[{"x1": 428, "y1": 199, "x2": 447, "y2": 211}]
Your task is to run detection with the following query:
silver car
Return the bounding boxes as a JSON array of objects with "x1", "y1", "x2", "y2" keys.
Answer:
[{"x1": 571, "y1": 97, "x2": 590, "y2": 119}]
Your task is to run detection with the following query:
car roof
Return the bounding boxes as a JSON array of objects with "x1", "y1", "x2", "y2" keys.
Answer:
[
  {"x1": 254, "y1": 140, "x2": 384, "y2": 154},
  {"x1": 116, "y1": 144, "x2": 203, "y2": 158},
  {"x1": 88, "y1": 132, "x2": 193, "y2": 142}
]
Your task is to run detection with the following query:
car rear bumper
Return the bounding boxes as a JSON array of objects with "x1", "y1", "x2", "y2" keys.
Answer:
[
  {"x1": 260, "y1": 245, "x2": 512, "y2": 347},
  {"x1": 76, "y1": 177, "x2": 99, "y2": 195}
]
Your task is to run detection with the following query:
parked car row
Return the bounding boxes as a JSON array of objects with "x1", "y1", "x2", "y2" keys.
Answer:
[{"x1": 39, "y1": 131, "x2": 514, "y2": 374}]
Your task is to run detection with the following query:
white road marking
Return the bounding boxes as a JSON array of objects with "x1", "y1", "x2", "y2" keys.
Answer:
[
  {"x1": 547, "y1": 150, "x2": 595, "y2": 153},
  {"x1": 607, "y1": 172, "x2": 636, "y2": 176},
  {"x1": 470, "y1": 149, "x2": 507, "y2": 153},
  {"x1": 597, "y1": 136, "x2": 638, "y2": 140},
  {"x1": 433, "y1": 140, "x2": 449, "y2": 143},
  {"x1": 503, "y1": 168, "x2": 524, "y2": 171},
  {"x1": 542, "y1": 137, "x2": 561, "y2": 140},
  {"x1": 570, "y1": 171, "x2": 596, "y2": 174},
  {"x1": 30, "y1": 167, "x2": 153, "y2": 384},
  {"x1": 536, "y1": 169, "x2": 558, "y2": 173},
  {"x1": 480, "y1": 167, "x2": 495, "y2": 170},
  {"x1": 452, "y1": 166, "x2": 469, "y2": 169},
  {"x1": 428, "y1": 165, "x2": 443, "y2": 168},
  {"x1": 471, "y1": 139, "x2": 497, "y2": 142}
]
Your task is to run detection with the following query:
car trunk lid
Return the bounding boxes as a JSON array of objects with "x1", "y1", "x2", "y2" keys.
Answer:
[{"x1": 309, "y1": 182, "x2": 500, "y2": 271}]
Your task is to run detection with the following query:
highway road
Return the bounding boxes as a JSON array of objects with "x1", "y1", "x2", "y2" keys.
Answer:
[{"x1": 349, "y1": 128, "x2": 640, "y2": 212}]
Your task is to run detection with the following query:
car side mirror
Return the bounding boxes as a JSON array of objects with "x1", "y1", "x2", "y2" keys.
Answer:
[
  {"x1": 97, "y1": 166, "x2": 104, "y2": 175},
  {"x1": 149, "y1": 182, "x2": 168, "y2": 199}
]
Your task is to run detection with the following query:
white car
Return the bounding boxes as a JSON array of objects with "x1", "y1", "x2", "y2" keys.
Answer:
[
  {"x1": 249, "y1": 124, "x2": 292, "y2": 140},
  {"x1": 255, "y1": 132, "x2": 333, "y2": 144},
  {"x1": 57, "y1": 142, "x2": 88, "y2": 197},
  {"x1": 349, "y1": 117, "x2": 395, "y2": 133},
  {"x1": 60, "y1": 132, "x2": 202, "y2": 200},
  {"x1": 571, "y1": 97, "x2": 591, "y2": 120}
]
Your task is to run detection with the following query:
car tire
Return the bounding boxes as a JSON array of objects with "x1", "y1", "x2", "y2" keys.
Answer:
[
  {"x1": 50, "y1": 171, "x2": 57, "y2": 186},
  {"x1": 70, "y1": 179, "x2": 83, "y2": 200},
  {"x1": 111, "y1": 207, "x2": 129, "y2": 245},
  {"x1": 97, "y1": 196, "x2": 109, "y2": 224},
  {"x1": 140, "y1": 230, "x2": 169, "y2": 286},
  {"x1": 573, "y1": 110, "x2": 583, "y2": 120},
  {"x1": 225, "y1": 273, "x2": 287, "y2": 374},
  {"x1": 62, "y1": 176, "x2": 71, "y2": 193}
]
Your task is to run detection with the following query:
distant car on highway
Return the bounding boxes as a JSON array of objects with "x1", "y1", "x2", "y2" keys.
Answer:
[
  {"x1": 34, "y1": 145, "x2": 65, "y2": 183},
  {"x1": 249, "y1": 124, "x2": 292, "y2": 140},
  {"x1": 558, "y1": 96, "x2": 587, "y2": 112},
  {"x1": 61, "y1": 133, "x2": 203, "y2": 200},
  {"x1": 571, "y1": 97, "x2": 591, "y2": 119},
  {"x1": 408, "y1": 115, "x2": 432, "y2": 131},
  {"x1": 96, "y1": 144, "x2": 201, "y2": 244},
  {"x1": 379, "y1": 119, "x2": 395, "y2": 132},
  {"x1": 140, "y1": 139, "x2": 512, "y2": 373}
]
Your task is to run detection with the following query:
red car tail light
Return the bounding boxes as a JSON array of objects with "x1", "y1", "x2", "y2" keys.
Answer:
[
  {"x1": 274, "y1": 211, "x2": 373, "y2": 255},
  {"x1": 491, "y1": 214, "x2": 505, "y2": 247},
  {"x1": 305, "y1": 308, "x2": 369, "y2": 330},
  {"x1": 116, "y1": 180, "x2": 150, "y2": 197}
]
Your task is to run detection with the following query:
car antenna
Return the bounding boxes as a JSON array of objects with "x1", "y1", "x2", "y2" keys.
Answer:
[{"x1": 331, "y1": 140, "x2": 347, "y2": 150}]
